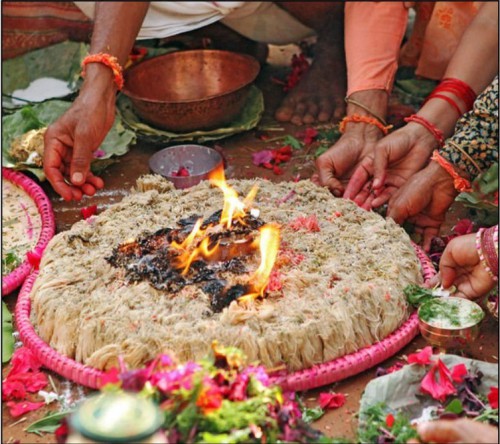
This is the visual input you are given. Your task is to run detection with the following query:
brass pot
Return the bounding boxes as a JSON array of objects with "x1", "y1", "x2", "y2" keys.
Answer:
[{"x1": 122, "y1": 50, "x2": 260, "y2": 132}]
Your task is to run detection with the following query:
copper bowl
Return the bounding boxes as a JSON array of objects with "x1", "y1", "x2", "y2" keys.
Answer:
[
  {"x1": 149, "y1": 144, "x2": 223, "y2": 189},
  {"x1": 122, "y1": 50, "x2": 260, "y2": 132},
  {"x1": 418, "y1": 297, "x2": 484, "y2": 351}
]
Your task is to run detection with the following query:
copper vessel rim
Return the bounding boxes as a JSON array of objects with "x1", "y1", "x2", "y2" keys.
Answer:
[{"x1": 122, "y1": 49, "x2": 260, "y2": 104}]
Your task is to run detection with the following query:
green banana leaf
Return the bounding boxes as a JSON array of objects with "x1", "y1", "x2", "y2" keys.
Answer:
[
  {"x1": 2, "y1": 301, "x2": 14, "y2": 363},
  {"x1": 116, "y1": 85, "x2": 264, "y2": 144},
  {"x1": 2, "y1": 41, "x2": 87, "y2": 110},
  {"x1": 2, "y1": 100, "x2": 136, "y2": 181}
]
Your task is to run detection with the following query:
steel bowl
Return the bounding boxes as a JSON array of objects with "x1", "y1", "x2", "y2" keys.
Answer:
[
  {"x1": 149, "y1": 144, "x2": 223, "y2": 189},
  {"x1": 418, "y1": 297, "x2": 484, "y2": 351},
  {"x1": 122, "y1": 49, "x2": 260, "y2": 132}
]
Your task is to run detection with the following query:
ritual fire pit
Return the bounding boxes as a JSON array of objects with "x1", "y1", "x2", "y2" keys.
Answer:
[{"x1": 25, "y1": 173, "x2": 426, "y2": 389}]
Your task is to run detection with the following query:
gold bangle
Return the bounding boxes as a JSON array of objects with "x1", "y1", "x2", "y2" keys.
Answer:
[
  {"x1": 446, "y1": 140, "x2": 484, "y2": 176},
  {"x1": 344, "y1": 97, "x2": 388, "y2": 126}
]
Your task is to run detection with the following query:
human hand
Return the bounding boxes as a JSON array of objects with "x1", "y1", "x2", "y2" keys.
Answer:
[
  {"x1": 315, "y1": 122, "x2": 382, "y2": 197},
  {"x1": 44, "y1": 74, "x2": 115, "y2": 200},
  {"x1": 415, "y1": 418, "x2": 499, "y2": 443},
  {"x1": 386, "y1": 161, "x2": 459, "y2": 251},
  {"x1": 427, "y1": 232, "x2": 497, "y2": 300},
  {"x1": 344, "y1": 121, "x2": 437, "y2": 208}
]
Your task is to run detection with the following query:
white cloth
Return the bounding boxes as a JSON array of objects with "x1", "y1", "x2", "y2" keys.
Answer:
[{"x1": 74, "y1": 2, "x2": 314, "y2": 45}]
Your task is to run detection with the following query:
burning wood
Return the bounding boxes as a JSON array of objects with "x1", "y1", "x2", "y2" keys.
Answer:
[{"x1": 107, "y1": 171, "x2": 281, "y2": 312}]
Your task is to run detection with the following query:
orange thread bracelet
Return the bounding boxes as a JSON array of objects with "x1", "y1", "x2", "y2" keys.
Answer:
[
  {"x1": 339, "y1": 114, "x2": 393, "y2": 135},
  {"x1": 81, "y1": 53, "x2": 124, "y2": 90},
  {"x1": 431, "y1": 150, "x2": 472, "y2": 192}
]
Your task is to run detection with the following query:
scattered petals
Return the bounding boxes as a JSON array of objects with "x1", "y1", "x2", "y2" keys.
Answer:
[
  {"x1": 8, "y1": 347, "x2": 42, "y2": 376},
  {"x1": 407, "y1": 346, "x2": 433, "y2": 366},
  {"x1": 318, "y1": 392, "x2": 347, "y2": 410},
  {"x1": 81, "y1": 205, "x2": 98, "y2": 220},
  {"x1": 488, "y1": 386, "x2": 498, "y2": 409},
  {"x1": 252, "y1": 150, "x2": 274, "y2": 167},
  {"x1": 7, "y1": 400, "x2": 45, "y2": 417},
  {"x1": 450, "y1": 363, "x2": 468, "y2": 383},
  {"x1": 289, "y1": 215, "x2": 320, "y2": 232},
  {"x1": 266, "y1": 270, "x2": 283, "y2": 292},
  {"x1": 297, "y1": 127, "x2": 318, "y2": 145},
  {"x1": 452, "y1": 219, "x2": 475, "y2": 236},
  {"x1": 420, "y1": 359, "x2": 456, "y2": 402}
]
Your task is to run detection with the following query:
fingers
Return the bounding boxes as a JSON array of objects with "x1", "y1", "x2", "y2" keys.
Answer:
[
  {"x1": 344, "y1": 163, "x2": 372, "y2": 200},
  {"x1": 426, "y1": 273, "x2": 441, "y2": 288},
  {"x1": 417, "y1": 420, "x2": 461, "y2": 443},
  {"x1": 316, "y1": 153, "x2": 344, "y2": 196},
  {"x1": 372, "y1": 140, "x2": 390, "y2": 190},
  {"x1": 418, "y1": 418, "x2": 498, "y2": 444},
  {"x1": 422, "y1": 226, "x2": 440, "y2": 252},
  {"x1": 70, "y1": 136, "x2": 94, "y2": 187}
]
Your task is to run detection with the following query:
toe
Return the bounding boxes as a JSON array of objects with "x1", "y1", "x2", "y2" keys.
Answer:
[
  {"x1": 303, "y1": 102, "x2": 319, "y2": 124},
  {"x1": 291, "y1": 102, "x2": 307, "y2": 126},
  {"x1": 275, "y1": 97, "x2": 296, "y2": 122},
  {"x1": 318, "y1": 99, "x2": 334, "y2": 122}
]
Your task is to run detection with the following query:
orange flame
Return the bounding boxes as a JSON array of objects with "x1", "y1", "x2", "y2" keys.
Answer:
[{"x1": 171, "y1": 169, "x2": 281, "y2": 300}]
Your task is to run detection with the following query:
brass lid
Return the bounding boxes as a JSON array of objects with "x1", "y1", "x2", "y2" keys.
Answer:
[{"x1": 70, "y1": 392, "x2": 163, "y2": 442}]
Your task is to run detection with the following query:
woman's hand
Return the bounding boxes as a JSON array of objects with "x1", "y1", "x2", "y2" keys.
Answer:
[
  {"x1": 428, "y1": 232, "x2": 497, "y2": 300},
  {"x1": 415, "y1": 418, "x2": 499, "y2": 443}
]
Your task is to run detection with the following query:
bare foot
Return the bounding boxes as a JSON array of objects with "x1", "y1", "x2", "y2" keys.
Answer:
[{"x1": 275, "y1": 50, "x2": 346, "y2": 125}]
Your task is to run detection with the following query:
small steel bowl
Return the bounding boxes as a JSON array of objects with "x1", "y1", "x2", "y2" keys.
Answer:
[
  {"x1": 122, "y1": 49, "x2": 260, "y2": 132},
  {"x1": 418, "y1": 297, "x2": 485, "y2": 351},
  {"x1": 149, "y1": 144, "x2": 223, "y2": 189}
]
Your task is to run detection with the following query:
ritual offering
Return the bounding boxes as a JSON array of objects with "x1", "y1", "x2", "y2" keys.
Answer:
[
  {"x1": 2, "y1": 168, "x2": 55, "y2": 295},
  {"x1": 25, "y1": 173, "x2": 424, "y2": 389}
]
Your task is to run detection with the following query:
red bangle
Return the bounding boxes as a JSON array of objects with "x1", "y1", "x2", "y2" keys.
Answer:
[
  {"x1": 426, "y1": 78, "x2": 477, "y2": 113},
  {"x1": 81, "y1": 53, "x2": 124, "y2": 90},
  {"x1": 339, "y1": 114, "x2": 393, "y2": 135},
  {"x1": 425, "y1": 93, "x2": 463, "y2": 117},
  {"x1": 431, "y1": 150, "x2": 471, "y2": 192},
  {"x1": 404, "y1": 114, "x2": 445, "y2": 147},
  {"x1": 482, "y1": 225, "x2": 499, "y2": 279}
]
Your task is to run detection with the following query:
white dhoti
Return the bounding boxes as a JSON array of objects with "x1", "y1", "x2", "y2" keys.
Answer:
[{"x1": 74, "y1": 2, "x2": 314, "y2": 45}]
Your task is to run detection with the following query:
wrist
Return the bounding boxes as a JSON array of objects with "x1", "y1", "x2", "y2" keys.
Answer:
[
  {"x1": 416, "y1": 99, "x2": 459, "y2": 138},
  {"x1": 346, "y1": 89, "x2": 388, "y2": 118}
]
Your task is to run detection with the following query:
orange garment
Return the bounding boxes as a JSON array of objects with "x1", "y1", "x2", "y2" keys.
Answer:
[
  {"x1": 345, "y1": 2, "x2": 408, "y2": 96},
  {"x1": 400, "y1": 2, "x2": 481, "y2": 80}
]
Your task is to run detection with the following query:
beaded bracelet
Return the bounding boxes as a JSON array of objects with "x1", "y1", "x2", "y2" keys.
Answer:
[
  {"x1": 476, "y1": 228, "x2": 498, "y2": 282},
  {"x1": 81, "y1": 53, "x2": 124, "y2": 90},
  {"x1": 430, "y1": 150, "x2": 472, "y2": 192},
  {"x1": 339, "y1": 114, "x2": 393, "y2": 135},
  {"x1": 404, "y1": 114, "x2": 445, "y2": 147}
]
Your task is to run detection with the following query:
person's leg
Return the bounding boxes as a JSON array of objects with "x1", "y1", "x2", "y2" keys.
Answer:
[{"x1": 274, "y1": 2, "x2": 346, "y2": 125}]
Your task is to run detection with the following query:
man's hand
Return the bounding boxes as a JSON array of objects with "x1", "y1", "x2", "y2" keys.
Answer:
[
  {"x1": 386, "y1": 161, "x2": 459, "y2": 251},
  {"x1": 416, "y1": 418, "x2": 499, "y2": 444},
  {"x1": 44, "y1": 72, "x2": 115, "y2": 200}
]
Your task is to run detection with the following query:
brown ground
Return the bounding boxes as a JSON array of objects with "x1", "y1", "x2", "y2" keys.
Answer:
[{"x1": 2, "y1": 44, "x2": 499, "y2": 443}]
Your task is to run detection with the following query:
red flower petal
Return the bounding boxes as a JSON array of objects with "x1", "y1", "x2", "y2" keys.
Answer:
[
  {"x1": 7, "y1": 400, "x2": 45, "y2": 418},
  {"x1": 55, "y1": 420, "x2": 69, "y2": 444},
  {"x1": 81, "y1": 205, "x2": 98, "y2": 220},
  {"x1": 385, "y1": 413, "x2": 395, "y2": 428},
  {"x1": 273, "y1": 165, "x2": 284, "y2": 175},
  {"x1": 7, "y1": 347, "x2": 42, "y2": 376},
  {"x1": 450, "y1": 363, "x2": 468, "y2": 383},
  {"x1": 99, "y1": 367, "x2": 121, "y2": 388},
  {"x1": 407, "y1": 346, "x2": 433, "y2": 365},
  {"x1": 318, "y1": 392, "x2": 347, "y2": 410},
  {"x1": 420, "y1": 359, "x2": 456, "y2": 402},
  {"x1": 488, "y1": 386, "x2": 498, "y2": 409},
  {"x1": 452, "y1": 219, "x2": 475, "y2": 236},
  {"x1": 2, "y1": 380, "x2": 26, "y2": 401},
  {"x1": 27, "y1": 248, "x2": 43, "y2": 270},
  {"x1": 7, "y1": 372, "x2": 48, "y2": 393}
]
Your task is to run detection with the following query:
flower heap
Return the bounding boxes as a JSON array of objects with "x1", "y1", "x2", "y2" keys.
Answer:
[{"x1": 94, "y1": 342, "x2": 324, "y2": 444}]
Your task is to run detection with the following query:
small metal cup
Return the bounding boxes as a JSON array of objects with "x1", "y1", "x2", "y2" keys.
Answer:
[{"x1": 149, "y1": 144, "x2": 223, "y2": 189}]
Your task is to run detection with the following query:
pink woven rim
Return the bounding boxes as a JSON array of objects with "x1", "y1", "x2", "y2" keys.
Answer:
[
  {"x1": 16, "y1": 242, "x2": 434, "y2": 390},
  {"x1": 2, "y1": 168, "x2": 55, "y2": 296}
]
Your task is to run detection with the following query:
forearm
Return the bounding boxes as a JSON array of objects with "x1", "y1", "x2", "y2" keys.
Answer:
[{"x1": 81, "y1": 2, "x2": 150, "y2": 96}]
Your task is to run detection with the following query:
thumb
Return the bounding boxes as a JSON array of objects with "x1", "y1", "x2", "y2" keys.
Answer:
[
  {"x1": 439, "y1": 247, "x2": 458, "y2": 288},
  {"x1": 70, "y1": 139, "x2": 93, "y2": 186},
  {"x1": 372, "y1": 140, "x2": 389, "y2": 190},
  {"x1": 316, "y1": 156, "x2": 345, "y2": 197}
]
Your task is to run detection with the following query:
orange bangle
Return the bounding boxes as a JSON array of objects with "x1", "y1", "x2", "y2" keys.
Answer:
[
  {"x1": 339, "y1": 114, "x2": 393, "y2": 135},
  {"x1": 81, "y1": 53, "x2": 124, "y2": 90},
  {"x1": 431, "y1": 150, "x2": 472, "y2": 192}
]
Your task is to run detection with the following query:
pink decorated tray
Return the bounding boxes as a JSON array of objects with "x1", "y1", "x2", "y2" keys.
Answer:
[
  {"x1": 15, "y1": 243, "x2": 434, "y2": 391},
  {"x1": 2, "y1": 168, "x2": 55, "y2": 296}
]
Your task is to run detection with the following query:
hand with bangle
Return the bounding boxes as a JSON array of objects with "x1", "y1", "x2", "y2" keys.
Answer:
[{"x1": 428, "y1": 225, "x2": 499, "y2": 300}]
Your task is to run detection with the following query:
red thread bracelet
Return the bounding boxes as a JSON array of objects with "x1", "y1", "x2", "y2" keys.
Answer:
[
  {"x1": 81, "y1": 53, "x2": 124, "y2": 90},
  {"x1": 339, "y1": 114, "x2": 393, "y2": 135},
  {"x1": 404, "y1": 114, "x2": 445, "y2": 147},
  {"x1": 431, "y1": 150, "x2": 471, "y2": 192}
]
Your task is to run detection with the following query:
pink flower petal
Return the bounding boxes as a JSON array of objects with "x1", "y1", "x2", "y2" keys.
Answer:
[
  {"x1": 407, "y1": 346, "x2": 433, "y2": 365},
  {"x1": 7, "y1": 400, "x2": 45, "y2": 417},
  {"x1": 99, "y1": 367, "x2": 121, "y2": 388},
  {"x1": 81, "y1": 205, "x2": 98, "y2": 220},
  {"x1": 450, "y1": 363, "x2": 468, "y2": 383},
  {"x1": 318, "y1": 392, "x2": 346, "y2": 410},
  {"x1": 7, "y1": 347, "x2": 42, "y2": 376},
  {"x1": 420, "y1": 359, "x2": 456, "y2": 402},
  {"x1": 93, "y1": 149, "x2": 106, "y2": 159},
  {"x1": 251, "y1": 150, "x2": 274, "y2": 166}
]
